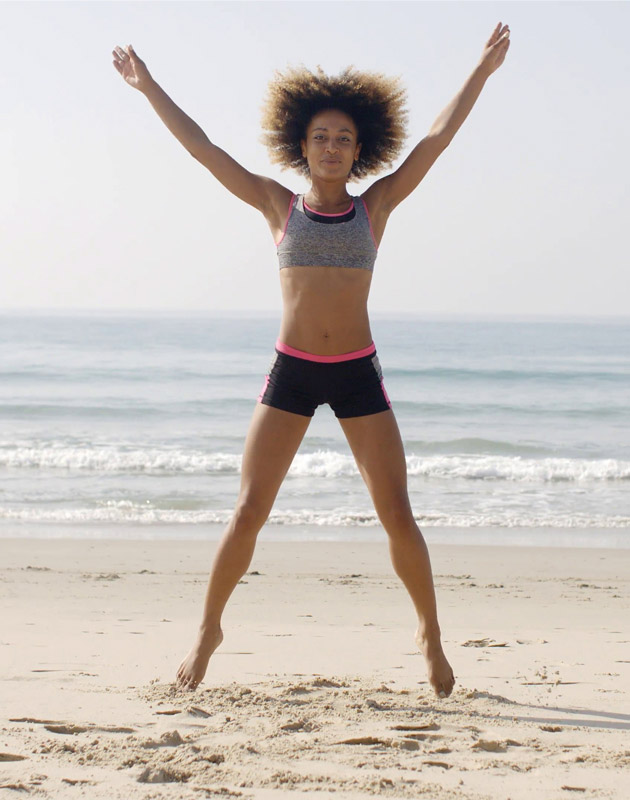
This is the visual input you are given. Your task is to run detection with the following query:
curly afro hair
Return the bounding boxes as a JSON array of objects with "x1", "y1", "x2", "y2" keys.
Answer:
[{"x1": 260, "y1": 65, "x2": 408, "y2": 182}]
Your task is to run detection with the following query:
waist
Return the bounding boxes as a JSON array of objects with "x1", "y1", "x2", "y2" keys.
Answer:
[
  {"x1": 275, "y1": 339, "x2": 376, "y2": 363},
  {"x1": 279, "y1": 260, "x2": 374, "y2": 271}
]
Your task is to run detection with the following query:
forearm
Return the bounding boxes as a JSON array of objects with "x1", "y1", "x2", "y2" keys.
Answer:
[
  {"x1": 429, "y1": 63, "x2": 490, "y2": 144},
  {"x1": 142, "y1": 80, "x2": 210, "y2": 156}
]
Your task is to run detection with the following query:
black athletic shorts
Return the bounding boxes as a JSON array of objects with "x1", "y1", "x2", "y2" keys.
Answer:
[{"x1": 257, "y1": 340, "x2": 392, "y2": 419}]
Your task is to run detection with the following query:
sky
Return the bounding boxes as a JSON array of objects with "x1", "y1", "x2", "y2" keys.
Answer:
[{"x1": 2, "y1": 1, "x2": 629, "y2": 317}]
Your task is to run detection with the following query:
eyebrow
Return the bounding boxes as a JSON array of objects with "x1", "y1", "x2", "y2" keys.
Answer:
[{"x1": 312, "y1": 126, "x2": 354, "y2": 134}]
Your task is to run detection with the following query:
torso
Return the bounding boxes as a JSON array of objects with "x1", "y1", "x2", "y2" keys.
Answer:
[
  {"x1": 278, "y1": 266, "x2": 373, "y2": 354},
  {"x1": 267, "y1": 188, "x2": 389, "y2": 355}
]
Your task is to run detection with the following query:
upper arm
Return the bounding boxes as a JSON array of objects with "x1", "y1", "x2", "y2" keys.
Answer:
[
  {"x1": 364, "y1": 135, "x2": 449, "y2": 216},
  {"x1": 190, "y1": 137, "x2": 291, "y2": 222}
]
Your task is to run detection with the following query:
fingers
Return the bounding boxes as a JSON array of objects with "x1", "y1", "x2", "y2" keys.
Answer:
[
  {"x1": 112, "y1": 45, "x2": 129, "y2": 68},
  {"x1": 112, "y1": 47, "x2": 127, "y2": 75},
  {"x1": 490, "y1": 22, "x2": 510, "y2": 41},
  {"x1": 112, "y1": 45, "x2": 136, "y2": 64},
  {"x1": 111, "y1": 44, "x2": 141, "y2": 78},
  {"x1": 486, "y1": 22, "x2": 509, "y2": 50},
  {"x1": 491, "y1": 28, "x2": 511, "y2": 52}
]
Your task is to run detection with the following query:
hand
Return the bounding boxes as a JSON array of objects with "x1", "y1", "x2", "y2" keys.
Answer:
[
  {"x1": 478, "y1": 22, "x2": 511, "y2": 77},
  {"x1": 112, "y1": 44, "x2": 154, "y2": 93}
]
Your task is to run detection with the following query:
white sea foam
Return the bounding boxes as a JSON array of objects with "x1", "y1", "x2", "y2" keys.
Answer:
[
  {"x1": 1, "y1": 504, "x2": 629, "y2": 528},
  {"x1": 1, "y1": 445, "x2": 629, "y2": 482}
]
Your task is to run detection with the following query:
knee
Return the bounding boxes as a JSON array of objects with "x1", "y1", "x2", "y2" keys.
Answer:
[
  {"x1": 376, "y1": 497, "x2": 417, "y2": 536},
  {"x1": 231, "y1": 496, "x2": 271, "y2": 536}
]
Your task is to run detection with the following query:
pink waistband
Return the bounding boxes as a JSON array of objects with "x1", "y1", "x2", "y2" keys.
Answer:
[{"x1": 275, "y1": 339, "x2": 376, "y2": 363}]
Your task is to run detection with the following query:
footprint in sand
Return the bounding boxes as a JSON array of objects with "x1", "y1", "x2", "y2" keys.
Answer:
[
  {"x1": 391, "y1": 723, "x2": 440, "y2": 732},
  {"x1": 311, "y1": 677, "x2": 346, "y2": 688},
  {"x1": 279, "y1": 719, "x2": 319, "y2": 732},
  {"x1": 43, "y1": 724, "x2": 135, "y2": 735},
  {"x1": 137, "y1": 766, "x2": 190, "y2": 784},
  {"x1": 461, "y1": 638, "x2": 509, "y2": 648},
  {"x1": 187, "y1": 706, "x2": 211, "y2": 718},
  {"x1": 472, "y1": 738, "x2": 523, "y2": 752},
  {"x1": 44, "y1": 725, "x2": 90, "y2": 735},
  {"x1": 337, "y1": 736, "x2": 420, "y2": 751},
  {"x1": 139, "y1": 730, "x2": 184, "y2": 748}
]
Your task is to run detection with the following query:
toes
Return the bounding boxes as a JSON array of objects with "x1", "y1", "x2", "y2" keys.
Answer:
[{"x1": 436, "y1": 679, "x2": 455, "y2": 698}]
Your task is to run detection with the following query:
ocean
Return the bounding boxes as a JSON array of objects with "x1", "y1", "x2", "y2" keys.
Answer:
[{"x1": 1, "y1": 312, "x2": 629, "y2": 547}]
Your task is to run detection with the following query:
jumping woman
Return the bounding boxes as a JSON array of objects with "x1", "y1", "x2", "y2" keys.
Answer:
[{"x1": 113, "y1": 22, "x2": 510, "y2": 698}]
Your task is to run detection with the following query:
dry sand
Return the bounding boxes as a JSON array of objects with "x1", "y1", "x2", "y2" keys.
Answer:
[{"x1": 1, "y1": 535, "x2": 629, "y2": 799}]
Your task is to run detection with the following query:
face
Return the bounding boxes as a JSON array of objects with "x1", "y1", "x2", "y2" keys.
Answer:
[{"x1": 300, "y1": 109, "x2": 361, "y2": 179}]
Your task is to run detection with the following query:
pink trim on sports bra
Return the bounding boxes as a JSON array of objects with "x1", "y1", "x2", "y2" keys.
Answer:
[
  {"x1": 275, "y1": 193, "x2": 296, "y2": 246},
  {"x1": 360, "y1": 197, "x2": 379, "y2": 250},
  {"x1": 275, "y1": 339, "x2": 376, "y2": 363},
  {"x1": 303, "y1": 199, "x2": 355, "y2": 217}
]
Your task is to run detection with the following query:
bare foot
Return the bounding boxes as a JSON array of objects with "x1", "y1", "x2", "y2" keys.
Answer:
[
  {"x1": 415, "y1": 629, "x2": 456, "y2": 698},
  {"x1": 175, "y1": 626, "x2": 223, "y2": 690}
]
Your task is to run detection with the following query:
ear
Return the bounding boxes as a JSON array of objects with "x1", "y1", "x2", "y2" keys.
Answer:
[
  {"x1": 354, "y1": 142, "x2": 362, "y2": 161},
  {"x1": 300, "y1": 138, "x2": 307, "y2": 159}
]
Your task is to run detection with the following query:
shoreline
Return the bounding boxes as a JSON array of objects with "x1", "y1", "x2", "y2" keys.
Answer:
[{"x1": 1, "y1": 522, "x2": 629, "y2": 549}]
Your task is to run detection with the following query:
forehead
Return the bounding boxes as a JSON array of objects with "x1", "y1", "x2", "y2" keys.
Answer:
[{"x1": 307, "y1": 109, "x2": 357, "y2": 134}]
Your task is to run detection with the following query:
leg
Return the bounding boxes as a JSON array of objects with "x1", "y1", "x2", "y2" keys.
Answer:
[
  {"x1": 176, "y1": 402, "x2": 311, "y2": 689},
  {"x1": 339, "y1": 410, "x2": 455, "y2": 698}
]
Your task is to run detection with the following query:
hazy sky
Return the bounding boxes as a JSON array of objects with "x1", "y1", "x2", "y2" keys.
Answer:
[{"x1": 3, "y1": 1, "x2": 628, "y2": 317}]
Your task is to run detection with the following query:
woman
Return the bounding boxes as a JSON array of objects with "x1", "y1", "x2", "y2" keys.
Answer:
[{"x1": 113, "y1": 22, "x2": 510, "y2": 698}]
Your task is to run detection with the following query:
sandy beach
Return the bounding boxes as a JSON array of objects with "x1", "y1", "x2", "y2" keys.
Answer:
[{"x1": 1, "y1": 534, "x2": 629, "y2": 799}]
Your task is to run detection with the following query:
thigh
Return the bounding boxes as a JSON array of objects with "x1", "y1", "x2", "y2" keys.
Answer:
[
  {"x1": 339, "y1": 410, "x2": 412, "y2": 518},
  {"x1": 239, "y1": 401, "x2": 311, "y2": 510}
]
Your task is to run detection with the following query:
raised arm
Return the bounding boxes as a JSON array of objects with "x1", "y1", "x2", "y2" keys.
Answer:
[
  {"x1": 364, "y1": 23, "x2": 511, "y2": 216},
  {"x1": 111, "y1": 45, "x2": 291, "y2": 219}
]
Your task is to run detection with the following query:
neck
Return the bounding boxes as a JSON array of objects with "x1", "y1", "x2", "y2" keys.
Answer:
[{"x1": 305, "y1": 180, "x2": 352, "y2": 210}]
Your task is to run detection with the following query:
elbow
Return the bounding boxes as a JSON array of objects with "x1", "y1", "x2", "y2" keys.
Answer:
[{"x1": 427, "y1": 132, "x2": 451, "y2": 149}]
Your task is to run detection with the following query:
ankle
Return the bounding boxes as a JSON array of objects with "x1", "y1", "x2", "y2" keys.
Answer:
[
  {"x1": 199, "y1": 621, "x2": 222, "y2": 639},
  {"x1": 416, "y1": 623, "x2": 442, "y2": 649}
]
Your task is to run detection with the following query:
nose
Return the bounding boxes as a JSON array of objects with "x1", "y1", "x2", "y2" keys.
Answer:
[{"x1": 325, "y1": 141, "x2": 339, "y2": 154}]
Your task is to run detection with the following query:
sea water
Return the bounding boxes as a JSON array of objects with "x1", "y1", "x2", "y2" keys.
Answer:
[{"x1": 1, "y1": 312, "x2": 629, "y2": 546}]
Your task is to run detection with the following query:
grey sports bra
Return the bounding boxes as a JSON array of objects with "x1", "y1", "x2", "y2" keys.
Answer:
[{"x1": 276, "y1": 194, "x2": 378, "y2": 271}]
